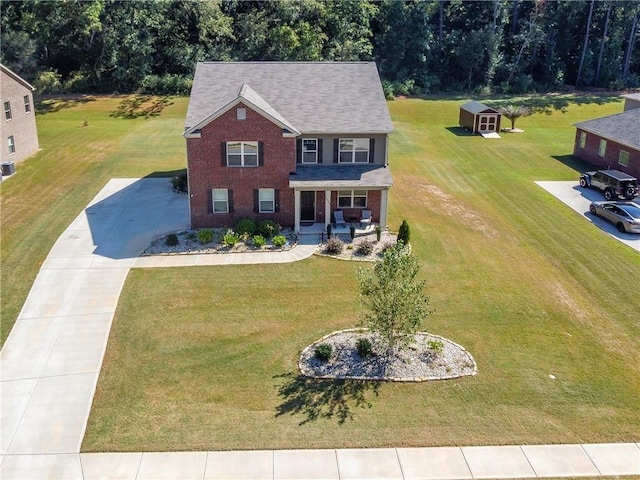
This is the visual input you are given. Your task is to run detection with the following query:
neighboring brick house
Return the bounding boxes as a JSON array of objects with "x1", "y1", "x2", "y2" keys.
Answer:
[
  {"x1": 1, "y1": 64, "x2": 39, "y2": 165},
  {"x1": 573, "y1": 95, "x2": 640, "y2": 179},
  {"x1": 184, "y1": 62, "x2": 394, "y2": 232}
]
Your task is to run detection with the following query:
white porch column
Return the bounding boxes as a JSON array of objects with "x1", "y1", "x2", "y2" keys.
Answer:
[
  {"x1": 294, "y1": 189, "x2": 301, "y2": 233},
  {"x1": 324, "y1": 190, "x2": 332, "y2": 226},
  {"x1": 380, "y1": 189, "x2": 389, "y2": 229}
]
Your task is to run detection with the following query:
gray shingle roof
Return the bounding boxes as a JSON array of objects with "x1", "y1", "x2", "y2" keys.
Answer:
[
  {"x1": 185, "y1": 62, "x2": 393, "y2": 135},
  {"x1": 290, "y1": 165, "x2": 393, "y2": 188},
  {"x1": 460, "y1": 101, "x2": 498, "y2": 115},
  {"x1": 574, "y1": 108, "x2": 640, "y2": 151}
]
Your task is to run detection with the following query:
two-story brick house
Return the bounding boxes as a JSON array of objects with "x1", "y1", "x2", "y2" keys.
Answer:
[
  {"x1": 184, "y1": 62, "x2": 394, "y2": 232},
  {"x1": 1, "y1": 64, "x2": 39, "y2": 166}
]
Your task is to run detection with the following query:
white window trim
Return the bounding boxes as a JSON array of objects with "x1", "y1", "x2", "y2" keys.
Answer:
[
  {"x1": 579, "y1": 131, "x2": 586, "y2": 149},
  {"x1": 7, "y1": 136, "x2": 15, "y2": 155},
  {"x1": 339, "y1": 138, "x2": 369, "y2": 163},
  {"x1": 618, "y1": 150, "x2": 630, "y2": 167},
  {"x1": 302, "y1": 138, "x2": 318, "y2": 164},
  {"x1": 259, "y1": 188, "x2": 275, "y2": 213},
  {"x1": 338, "y1": 190, "x2": 367, "y2": 208},
  {"x1": 4, "y1": 101, "x2": 12, "y2": 121},
  {"x1": 227, "y1": 141, "x2": 258, "y2": 167},
  {"x1": 598, "y1": 139, "x2": 607, "y2": 157},
  {"x1": 24, "y1": 95, "x2": 31, "y2": 113},
  {"x1": 212, "y1": 188, "x2": 229, "y2": 213}
]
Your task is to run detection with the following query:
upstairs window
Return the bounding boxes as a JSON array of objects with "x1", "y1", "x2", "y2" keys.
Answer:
[
  {"x1": 227, "y1": 141, "x2": 258, "y2": 167},
  {"x1": 4, "y1": 101, "x2": 12, "y2": 120},
  {"x1": 302, "y1": 139, "x2": 318, "y2": 163},
  {"x1": 7, "y1": 136, "x2": 15, "y2": 154},
  {"x1": 339, "y1": 138, "x2": 369, "y2": 163},
  {"x1": 598, "y1": 139, "x2": 607, "y2": 157},
  {"x1": 24, "y1": 96, "x2": 31, "y2": 113}
]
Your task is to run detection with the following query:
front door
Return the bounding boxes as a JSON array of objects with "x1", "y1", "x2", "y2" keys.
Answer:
[{"x1": 301, "y1": 191, "x2": 315, "y2": 222}]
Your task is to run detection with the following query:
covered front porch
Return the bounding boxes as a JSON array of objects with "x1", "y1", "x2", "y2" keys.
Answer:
[{"x1": 289, "y1": 164, "x2": 393, "y2": 233}]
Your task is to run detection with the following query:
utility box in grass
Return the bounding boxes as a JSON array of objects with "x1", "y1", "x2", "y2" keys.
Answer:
[{"x1": 1, "y1": 161, "x2": 15, "y2": 176}]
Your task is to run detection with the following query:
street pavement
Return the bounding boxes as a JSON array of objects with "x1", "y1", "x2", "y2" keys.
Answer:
[{"x1": 1, "y1": 178, "x2": 638, "y2": 479}]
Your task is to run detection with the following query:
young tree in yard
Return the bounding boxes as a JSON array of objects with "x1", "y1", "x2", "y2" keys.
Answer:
[
  {"x1": 498, "y1": 104, "x2": 531, "y2": 131},
  {"x1": 356, "y1": 243, "x2": 431, "y2": 355}
]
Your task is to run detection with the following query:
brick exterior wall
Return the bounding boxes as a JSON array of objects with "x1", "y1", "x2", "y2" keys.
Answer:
[
  {"x1": 0, "y1": 69, "x2": 39, "y2": 164},
  {"x1": 573, "y1": 129, "x2": 640, "y2": 178},
  {"x1": 187, "y1": 102, "x2": 296, "y2": 228}
]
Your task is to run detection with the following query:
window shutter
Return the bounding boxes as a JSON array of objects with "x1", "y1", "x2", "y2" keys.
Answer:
[
  {"x1": 317, "y1": 139, "x2": 323, "y2": 164},
  {"x1": 228, "y1": 189, "x2": 234, "y2": 213},
  {"x1": 207, "y1": 190, "x2": 214, "y2": 213},
  {"x1": 369, "y1": 138, "x2": 375, "y2": 163},
  {"x1": 258, "y1": 141, "x2": 264, "y2": 166},
  {"x1": 221, "y1": 142, "x2": 227, "y2": 166},
  {"x1": 253, "y1": 189, "x2": 259, "y2": 213},
  {"x1": 333, "y1": 139, "x2": 339, "y2": 163},
  {"x1": 296, "y1": 139, "x2": 302, "y2": 164},
  {"x1": 275, "y1": 189, "x2": 280, "y2": 212}
]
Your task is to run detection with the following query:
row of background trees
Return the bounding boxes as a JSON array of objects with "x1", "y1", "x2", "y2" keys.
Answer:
[{"x1": 1, "y1": 0, "x2": 639, "y2": 97}]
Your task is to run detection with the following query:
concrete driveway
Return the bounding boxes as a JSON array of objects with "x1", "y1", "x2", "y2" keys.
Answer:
[{"x1": 536, "y1": 181, "x2": 640, "y2": 253}]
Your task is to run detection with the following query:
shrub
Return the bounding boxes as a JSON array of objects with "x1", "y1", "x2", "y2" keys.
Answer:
[
  {"x1": 257, "y1": 220, "x2": 280, "y2": 238},
  {"x1": 222, "y1": 230, "x2": 240, "y2": 247},
  {"x1": 252, "y1": 234, "x2": 266, "y2": 248},
  {"x1": 325, "y1": 237, "x2": 344, "y2": 255},
  {"x1": 34, "y1": 69, "x2": 63, "y2": 94},
  {"x1": 326, "y1": 223, "x2": 332, "y2": 239},
  {"x1": 198, "y1": 228, "x2": 214, "y2": 244},
  {"x1": 272, "y1": 235, "x2": 287, "y2": 248},
  {"x1": 314, "y1": 343, "x2": 332, "y2": 362},
  {"x1": 356, "y1": 239, "x2": 374, "y2": 256},
  {"x1": 381, "y1": 241, "x2": 396, "y2": 253},
  {"x1": 171, "y1": 171, "x2": 187, "y2": 192},
  {"x1": 235, "y1": 218, "x2": 256, "y2": 236},
  {"x1": 398, "y1": 220, "x2": 410, "y2": 245},
  {"x1": 428, "y1": 339, "x2": 444, "y2": 355},
  {"x1": 375, "y1": 226, "x2": 382, "y2": 242},
  {"x1": 356, "y1": 338, "x2": 373, "y2": 358},
  {"x1": 165, "y1": 233, "x2": 179, "y2": 246}
]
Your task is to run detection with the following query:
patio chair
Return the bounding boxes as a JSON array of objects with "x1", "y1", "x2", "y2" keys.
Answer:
[
  {"x1": 333, "y1": 210, "x2": 346, "y2": 228},
  {"x1": 359, "y1": 210, "x2": 372, "y2": 229}
]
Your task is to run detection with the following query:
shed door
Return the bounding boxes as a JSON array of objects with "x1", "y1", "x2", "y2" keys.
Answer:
[{"x1": 478, "y1": 115, "x2": 497, "y2": 132}]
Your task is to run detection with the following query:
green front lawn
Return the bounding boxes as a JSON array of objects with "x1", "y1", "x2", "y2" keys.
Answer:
[{"x1": 82, "y1": 95, "x2": 640, "y2": 451}]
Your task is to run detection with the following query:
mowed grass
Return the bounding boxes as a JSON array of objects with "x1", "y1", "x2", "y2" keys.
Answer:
[
  {"x1": 0, "y1": 95, "x2": 187, "y2": 345},
  {"x1": 83, "y1": 94, "x2": 640, "y2": 452}
]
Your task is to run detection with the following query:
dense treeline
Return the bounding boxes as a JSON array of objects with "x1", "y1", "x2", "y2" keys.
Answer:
[{"x1": 1, "y1": 0, "x2": 639, "y2": 96}]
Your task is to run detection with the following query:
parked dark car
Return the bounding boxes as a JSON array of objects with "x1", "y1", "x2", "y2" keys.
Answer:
[
  {"x1": 589, "y1": 201, "x2": 640, "y2": 233},
  {"x1": 579, "y1": 169, "x2": 639, "y2": 200}
]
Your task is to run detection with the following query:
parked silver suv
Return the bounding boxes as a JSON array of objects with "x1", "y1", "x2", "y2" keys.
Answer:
[{"x1": 579, "y1": 169, "x2": 639, "y2": 200}]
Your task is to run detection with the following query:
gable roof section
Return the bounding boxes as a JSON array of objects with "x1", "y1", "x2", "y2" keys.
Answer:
[
  {"x1": 185, "y1": 62, "x2": 393, "y2": 135},
  {"x1": 460, "y1": 101, "x2": 499, "y2": 115},
  {"x1": 185, "y1": 83, "x2": 299, "y2": 137},
  {"x1": 574, "y1": 108, "x2": 640, "y2": 151},
  {"x1": 1, "y1": 64, "x2": 35, "y2": 91}
]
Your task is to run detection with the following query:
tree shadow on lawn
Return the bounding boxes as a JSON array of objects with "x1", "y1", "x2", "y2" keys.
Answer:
[
  {"x1": 110, "y1": 95, "x2": 173, "y2": 119},
  {"x1": 275, "y1": 373, "x2": 380, "y2": 425},
  {"x1": 35, "y1": 94, "x2": 96, "y2": 115},
  {"x1": 486, "y1": 92, "x2": 622, "y2": 115}
]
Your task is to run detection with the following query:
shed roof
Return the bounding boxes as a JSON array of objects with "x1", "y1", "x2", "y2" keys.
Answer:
[
  {"x1": 185, "y1": 62, "x2": 393, "y2": 135},
  {"x1": 460, "y1": 101, "x2": 499, "y2": 115},
  {"x1": 574, "y1": 108, "x2": 640, "y2": 151},
  {"x1": 622, "y1": 93, "x2": 640, "y2": 102}
]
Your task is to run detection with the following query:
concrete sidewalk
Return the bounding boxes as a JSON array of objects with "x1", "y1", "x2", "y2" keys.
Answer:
[{"x1": 1, "y1": 178, "x2": 638, "y2": 479}]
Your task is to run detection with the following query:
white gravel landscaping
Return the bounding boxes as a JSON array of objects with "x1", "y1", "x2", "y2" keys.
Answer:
[{"x1": 299, "y1": 329, "x2": 477, "y2": 382}]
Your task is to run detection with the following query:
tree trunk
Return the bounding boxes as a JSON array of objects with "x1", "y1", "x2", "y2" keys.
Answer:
[
  {"x1": 511, "y1": 0, "x2": 520, "y2": 37},
  {"x1": 576, "y1": 0, "x2": 595, "y2": 87},
  {"x1": 438, "y1": 0, "x2": 445, "y2": 54},
  {"x1": 595, "y1": 1, "x2": 612, "y2": 86},
  {"x1": 623, "y1": 8, "x2": 639, "y2": 79}
]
